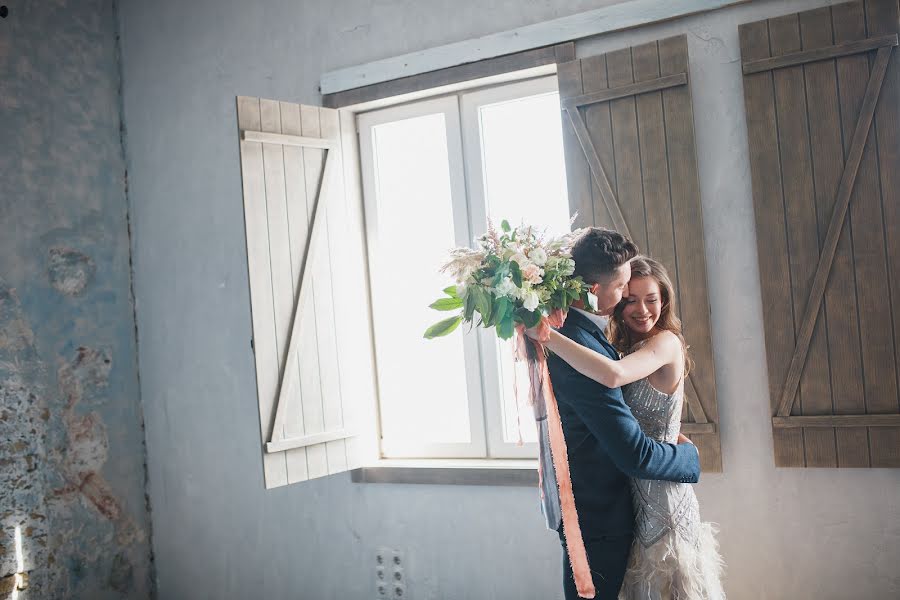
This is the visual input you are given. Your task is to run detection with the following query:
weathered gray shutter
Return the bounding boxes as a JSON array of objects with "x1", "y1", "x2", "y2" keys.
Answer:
[
  {"x1": 740, "y1": 0, "x2": 900, "y2": 468},
  {"x1": 237, "y1": 97, "x2": 368, "y2": 488},
  {"x1": 558, "y1": 35, "x2": 722, "y2": 472}
]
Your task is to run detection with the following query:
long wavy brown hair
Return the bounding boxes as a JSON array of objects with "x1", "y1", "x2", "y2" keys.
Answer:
[{"x1": 605, "y1": 255, "x2": 694, "y2": 375}]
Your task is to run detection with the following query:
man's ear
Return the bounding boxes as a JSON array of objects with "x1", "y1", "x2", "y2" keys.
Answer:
[{"x1": 589, "y1": 282, "x2": 603, "y2": 295}]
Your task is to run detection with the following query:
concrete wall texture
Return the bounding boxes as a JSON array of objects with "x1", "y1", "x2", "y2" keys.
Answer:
[
  {"x1": 3, "y1": 0, "x2": 899, "y2": 598},
  {"x1": 0, "y1": 1, "x2": 152, "y2": 598}
]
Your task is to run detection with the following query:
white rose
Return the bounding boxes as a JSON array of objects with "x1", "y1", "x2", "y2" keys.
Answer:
[
  {"x1": 529, "y1": 247, "x2": 547, "y2": 266},
  {"x1": 523, "y1": 290, "x2": 540, "y2": 312},
  {"x1": 511, "y1": 252, "x2": 530, "y2": 267},
  {"x1": 495, "y1": 277, "x2": 519, "y2": 298}
]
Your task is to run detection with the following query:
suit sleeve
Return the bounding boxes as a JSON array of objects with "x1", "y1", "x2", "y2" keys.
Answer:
[{"x1": 551, "y1": 332, "x2": 700, "y2": 483}]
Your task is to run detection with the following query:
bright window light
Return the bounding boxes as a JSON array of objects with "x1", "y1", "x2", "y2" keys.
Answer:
[
  {"x1": 477, "y1": 91, "x2": 569, "y2": 445},
  {"x1": 369, "y1": 113, "x2": 472, "y2": 445},
  {"x1": 478, "y1": 92, "x2": 571, "y2": 235}
]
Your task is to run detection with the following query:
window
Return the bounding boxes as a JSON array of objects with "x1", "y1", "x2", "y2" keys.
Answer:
[{"x1": 358, "y1": 77, "x2": 570, "y2": 459}]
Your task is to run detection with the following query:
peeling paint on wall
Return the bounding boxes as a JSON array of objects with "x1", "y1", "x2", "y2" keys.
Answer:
[
  {"x1": 0, "y1": 0, "x2": 152, "y2": 598},
  {"x1": 0, "y1": 280, "x2": 50, "y2": 596},
  {"x1": 47, "y1": 248, "x2": 96, "y2": 297}
]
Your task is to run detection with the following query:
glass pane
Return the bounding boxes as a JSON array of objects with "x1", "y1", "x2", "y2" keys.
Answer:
[
  {"x1": 478, "y1": 92, "x2": 571, "y2": 235},
  {"x1": 478, "y1": 91, "x2": 569, "y2": 445},
  {"x1": 370, "y1": 113, "x2": 471, "y2": 445}
]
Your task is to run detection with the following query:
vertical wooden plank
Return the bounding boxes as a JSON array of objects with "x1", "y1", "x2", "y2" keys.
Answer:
[
  {"x1": 279, "y1": 102, "x2": 311, "y2": 483},
  {"x1": 319, "y1": 107, "x2": 350, "y2": 475},
  {"x1": 770, "y1": 14, "x2": 834, "y2": 468},
  {"x1": 865, "y1": 0, "x2": 900, "y2": 468},
  {"x1": 557, "y1": 61, "x2": 594, "y2": 229},
  {"x1": 632, "y1": 41, "x2": 678, "y2": 293},
  {"x1": 237, "y1": 96, "x2": 288, "y2": 488},
  {"x1": 261, "y1": 100, "x2": 307, "y2": 483},
  {"x1": 798, "y1": 7, "x2": 845, "y2": 468},
  {"x1": 607, "y1": 47, "x2": 648, "y2": 250},
  {"x1": 739, "y1": 22, "x2": 804, "y2": 467},
  {"x1": 834, "y1": 0, "x2": 889, "y2": 468},
  {"x1": 580, "y1": 54, "x2": 617, "y2": 229},
  {"x1": 659, "y1": 35, "x2": 721, "y2": 472},
  {"x1": 300, "y1": 105, "x2": 331, "y2": 479}
]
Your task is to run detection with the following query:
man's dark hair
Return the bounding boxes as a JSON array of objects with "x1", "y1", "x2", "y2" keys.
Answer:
[{"x1": 571, "y1": 227, "x2": 638, "y2": 284}]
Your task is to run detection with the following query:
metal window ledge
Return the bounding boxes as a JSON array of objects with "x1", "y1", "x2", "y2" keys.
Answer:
[{"x1": 351, "y1": 459, "x2": 539, "y2": 486}]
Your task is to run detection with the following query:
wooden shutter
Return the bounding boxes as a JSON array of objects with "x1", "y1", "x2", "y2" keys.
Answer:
[
  {"x1": 237, "y1": 96, "x2": 365, "y2": 488},
  {"x1": 557, "y1": 35, "x2": 722, "y2": 472},
  {"x1": 740, "y1": 0, "x2": 900, "y2": 468}
]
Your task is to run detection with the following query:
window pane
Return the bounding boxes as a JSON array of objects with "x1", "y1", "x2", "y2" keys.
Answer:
[
  {"x1": 478, "y1": 92, "x2": 571, "y2": 235},
  {"x1": 478, "y1": 91, "x2": 569, "y2": 445},
  {"x1": 370, "y1": 114, "x2": 471, "y2": 445}
]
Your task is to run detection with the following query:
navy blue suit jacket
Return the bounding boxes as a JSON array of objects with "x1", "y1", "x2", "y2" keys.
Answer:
[{"x1": 547, "y1": 310, "x2": 700, "y2": 536}]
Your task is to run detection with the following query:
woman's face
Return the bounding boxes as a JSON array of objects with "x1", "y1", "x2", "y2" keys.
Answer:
[{"x1": 621, "y1": 276, "x2": 662, "y2": 336}]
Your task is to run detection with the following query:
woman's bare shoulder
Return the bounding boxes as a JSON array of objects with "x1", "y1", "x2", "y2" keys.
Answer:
[{"x1": 633, "y1": 330, "x2": 681, "y2": 355}]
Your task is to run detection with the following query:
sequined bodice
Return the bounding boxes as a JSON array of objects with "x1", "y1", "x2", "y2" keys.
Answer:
[
  {"x1": 621, "y1": 376, "x2": 684, "y2": 444},
  {"x1": 623, "y1": 373, "x2": 701, "y2": 549}
]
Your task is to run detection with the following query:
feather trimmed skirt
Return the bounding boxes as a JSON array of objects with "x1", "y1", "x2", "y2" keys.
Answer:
[{"x1": 618, "y1": 519, "x2": 725, "y2": 600}]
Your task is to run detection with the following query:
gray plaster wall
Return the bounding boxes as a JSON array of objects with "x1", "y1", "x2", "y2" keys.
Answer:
[
  {"x1": 0, "y1": 1, "x2": 152, "y2": 598},
  {"x1": 118, "y1": 0, "x2": 900, "y2": 598}
]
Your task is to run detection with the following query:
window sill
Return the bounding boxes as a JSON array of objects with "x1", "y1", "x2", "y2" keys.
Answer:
[{"x1": 350, "y1": 458, "x2": 539, "y2": 486}]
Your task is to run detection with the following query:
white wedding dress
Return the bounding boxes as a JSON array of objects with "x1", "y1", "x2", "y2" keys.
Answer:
[{"x1": 618, "y1": 365, "x2": 726, "y2": 599}]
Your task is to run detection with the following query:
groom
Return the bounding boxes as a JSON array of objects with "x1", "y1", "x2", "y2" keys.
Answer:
[{"x1": 547, "y1": 227, "x2": 700, "y2": 599}]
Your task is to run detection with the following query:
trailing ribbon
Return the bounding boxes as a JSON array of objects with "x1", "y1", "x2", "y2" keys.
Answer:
[{"x1": 515, "y1": 310, "x2": 595, "y2": 599}]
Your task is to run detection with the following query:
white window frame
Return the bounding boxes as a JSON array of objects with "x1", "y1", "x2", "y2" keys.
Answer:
[
  {"x1": 460, "y1": 76, "x2": 561, "y2": 459},
  {"x1": 357, "y1": 77, "x2": 563, "y2": 462},
  {"x1": 358, "y1": 96, "x2": 488, "y2": 459}
]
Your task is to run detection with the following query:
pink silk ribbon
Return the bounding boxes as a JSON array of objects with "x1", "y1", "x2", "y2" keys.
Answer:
[{"x1": 515, "y1": 310, "x2": 596, "y2": 599}]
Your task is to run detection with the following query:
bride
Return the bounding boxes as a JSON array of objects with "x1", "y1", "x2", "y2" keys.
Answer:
[{"x1": 529, "y1": 255, "x2": 725, "y2": 600}]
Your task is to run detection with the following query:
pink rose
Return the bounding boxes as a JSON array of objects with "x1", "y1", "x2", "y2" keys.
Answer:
[{"x1": 521, "y1": 263, "x2": 544, "y2": 284}]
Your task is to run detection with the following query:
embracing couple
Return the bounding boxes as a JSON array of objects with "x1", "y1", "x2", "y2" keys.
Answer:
[{"x1": 526, "y1": 227, "x2": 725, "y2": 599}]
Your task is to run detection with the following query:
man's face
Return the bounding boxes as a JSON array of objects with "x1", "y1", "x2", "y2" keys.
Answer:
[{"x1": 592, "y1": 262, "x2": 631, "y2": 315}]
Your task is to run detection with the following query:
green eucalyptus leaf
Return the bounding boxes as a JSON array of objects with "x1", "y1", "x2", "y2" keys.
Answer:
[
  {"x1": 498, "y1": 314, "x2": 516, "y2": 340},
  {"x1": 492, "y1": 296, "x2": 510, "y2": 326},
  {"x1": 475, "y1": 289, "x2": 492, "y2": 322},
  {"x1": 424, "y1": 315, "x2": 463, "y2": 339},
  {"x1": 443, "y1": 285, "x2": 459, "y2": 298},
  {"x1": 517, "y1": 307, "x2": 542, "y2": 329},
  {"x1": 463, "y1": 293, "x2": 476, "y2": 320},
  {"x1": 509, "y1": 261, "x2": 522, "y2": 287},
  {"x1": 429, "y1": 297, "x2": 464, "y2": 311}
]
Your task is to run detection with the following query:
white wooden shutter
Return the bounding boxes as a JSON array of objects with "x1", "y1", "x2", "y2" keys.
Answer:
[{"x1": 237, "y1": 96, "x2": 375, "y2": 488}]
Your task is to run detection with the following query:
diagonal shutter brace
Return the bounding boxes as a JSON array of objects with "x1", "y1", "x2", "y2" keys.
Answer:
[{"x1": 240, "y1": 129, "x2": 354, "y2": 453}]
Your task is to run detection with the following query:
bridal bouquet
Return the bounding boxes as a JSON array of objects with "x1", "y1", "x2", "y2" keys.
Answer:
[{"x1": 424, "y1": 220, "x2": 591, "y2": 341}]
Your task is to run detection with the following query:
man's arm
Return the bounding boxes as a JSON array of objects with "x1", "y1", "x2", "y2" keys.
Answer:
[{"x1": 551, "y1": 332, "x2": 700, "y2": 483}]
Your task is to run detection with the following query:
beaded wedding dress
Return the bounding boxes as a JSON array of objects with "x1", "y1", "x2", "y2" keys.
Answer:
[{"x1": 618, "y1": 365, "x2": 726, "y2": 600}]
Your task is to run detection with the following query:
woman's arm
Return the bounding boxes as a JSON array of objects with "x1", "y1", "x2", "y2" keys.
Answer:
[{"x1": 536, "y1": 328, "x2": 680, "y2": 387}]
